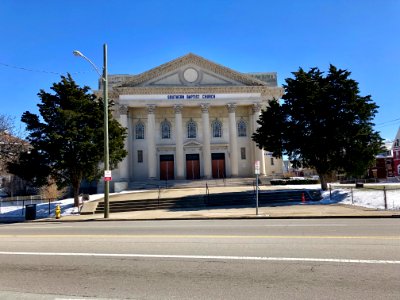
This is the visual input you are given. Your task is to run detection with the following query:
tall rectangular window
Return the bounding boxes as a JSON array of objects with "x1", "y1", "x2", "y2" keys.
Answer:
[
  {"x1": 270, "y1": 157, "x2": 274, "y2": 165},
  {"x1": 212, "y1": 119, "x2": 222, "y2": 138},
  {"x1": 138, "y1": 150, "x2": 143, "y2": 163},
  {"x1": 187, "y1": 119, "x2": 197, "y2": 138},
  {"x1": 135, "y1": 122, "x2": 145, "y2": 139},
  {"x1": 161, "y1": 119, "x2": 171, "y2": 139},
  {"x1": 237, "y1": 119, "x2": 247, "y2": 137},
  {"x1": 241, "y1": 147, "x2": 246, "y2": 160}
]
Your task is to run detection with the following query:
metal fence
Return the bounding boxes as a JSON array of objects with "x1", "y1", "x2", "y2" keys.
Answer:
[
  {"x1": 1, "y1": 195, "x2": 43, "y2": 202},
  {"x1": 0, "y1": 196, "x2": 58, "y2": 216},
  {"x1": 329, "y1": 184, "x2": 400, "y2": 210}
]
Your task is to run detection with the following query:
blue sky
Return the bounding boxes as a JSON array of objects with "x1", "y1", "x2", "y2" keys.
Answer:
[{"x1": 1, "y1": 0, "x2": 399, "y2": 140}]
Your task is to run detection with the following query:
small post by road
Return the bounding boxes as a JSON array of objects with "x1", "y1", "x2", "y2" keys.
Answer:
[
  {"x1": 383, "y1": 186, "x2": 387, "y2": 210},
  {"x1": 255, "y1": 160, "x2": 260, "y2": 215},
  {"x1": 351, "y1": 187, "x2": 354, "y2": 204}
]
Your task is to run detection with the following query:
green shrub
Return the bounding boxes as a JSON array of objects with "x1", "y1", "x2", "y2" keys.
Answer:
[
  {"x1": 270, "y1": 179, "x2": 319, "y2": 185},
  {"x1": 270, "y1": 179, "x2": 287, "y2": 185}
]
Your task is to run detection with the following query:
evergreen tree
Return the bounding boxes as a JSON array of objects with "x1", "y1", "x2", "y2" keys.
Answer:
[
  {"x1": 8, "y1": 74, "x2": 127, "y2": 206},
  {"x1": 252, "y1": 65, "x2": 382, "y2": 190}
]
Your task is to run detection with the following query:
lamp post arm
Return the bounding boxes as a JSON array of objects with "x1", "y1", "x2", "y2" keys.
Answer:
[{"x1": 72, "y1": 50, "x2": 103, "y2": 79}]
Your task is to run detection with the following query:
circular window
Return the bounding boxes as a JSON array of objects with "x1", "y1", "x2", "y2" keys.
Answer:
[{"x1": 183, "y1": 68, "x2": 199, "y2": 83}]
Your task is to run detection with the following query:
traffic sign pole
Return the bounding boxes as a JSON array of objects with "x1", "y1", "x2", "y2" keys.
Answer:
[
  {"x1": 255, "y1": 161, "x2": 260, "y2": 215},
  {"x1": 256, "y1": 173, "x2": 259, "y2": 215}
]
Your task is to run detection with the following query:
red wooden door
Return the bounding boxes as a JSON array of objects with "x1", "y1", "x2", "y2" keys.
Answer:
[
  {"x1": 211, "y1": 153, "x2": 225, "y2": 179},
  {"x1": 186, "y1": 154, "x2": 200, "y2": 179},
  {"x1": 160, "y1": 155, "x2": 174, "y2": 180}
]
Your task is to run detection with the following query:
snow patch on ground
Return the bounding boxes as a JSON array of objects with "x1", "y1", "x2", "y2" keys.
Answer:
[{"x1": 1, "y1": 184, "x2": 399, "y2": 220}]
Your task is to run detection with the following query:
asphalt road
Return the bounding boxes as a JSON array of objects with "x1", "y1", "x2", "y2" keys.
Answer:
[{"x1": 0, "y1": 219, "x2": 399, "y2": 299}]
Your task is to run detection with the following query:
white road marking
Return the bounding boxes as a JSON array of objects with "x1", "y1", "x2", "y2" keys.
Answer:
[
  {"x1": 0, "y1": 234, "x2": 398, "y2": 240},
  {"x1": 0, "y1": 251, "x2": 398, "y2": 265},
  {"x1": 2, "y1": 223, "x2": 349, "y2": 229},
  {"x1": 5, "y1": 226, "x2": 74, "y2": 229},
  {"x1": 260, "y1": 224, "x2": 347, "y2": 227}
]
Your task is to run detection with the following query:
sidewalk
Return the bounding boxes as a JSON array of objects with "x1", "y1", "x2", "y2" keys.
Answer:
[
  {"x1": 7, "y1": 184, "x2": 400, "y2": 222},
  {"x1": 52, "y1": 203, "x2": 400, "y2": 222}
]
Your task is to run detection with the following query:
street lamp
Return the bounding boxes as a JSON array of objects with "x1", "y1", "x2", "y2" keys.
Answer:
[{"x1": 73, "y1": 44, "x2": 110, "y2": 218}]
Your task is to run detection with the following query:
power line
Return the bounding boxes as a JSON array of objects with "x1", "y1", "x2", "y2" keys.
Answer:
[
  {"x1": 376, "y1": 118, "x2": 400, "y2": 128},
  {"x1": 376, "y1": 117, "x2": 400, "y2": 126},
  {"x1": 0, "y1": 62, "x2": 89, "y2": 75}
]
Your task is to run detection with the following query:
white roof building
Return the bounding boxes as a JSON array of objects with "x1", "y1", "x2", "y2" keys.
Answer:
[{"x1": 101, "y1": 53, "x2": 284, "y2": 191}]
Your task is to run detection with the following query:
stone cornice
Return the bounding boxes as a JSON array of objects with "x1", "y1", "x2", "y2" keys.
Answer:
[
  {"x1": 94, "y1": 90, "x2": 119, "y2": 100},
  {"x1": 119, "y1": 53, "x2": 269, "y2": 87},
  {"x1": 109, "y1": 90, "x2": 119, "y2": 99}
]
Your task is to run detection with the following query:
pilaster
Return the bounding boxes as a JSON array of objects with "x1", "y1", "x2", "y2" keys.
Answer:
[
  {"x1": 201, "y1": 103, "x2": 212, "y2": 178},
  {"x1": 227, "y1": 103, "x2": 238, "y2": 177},
  {"x1": 174, "y1": 104, "x2": 184, "y2": 179},
  {"x1": 118, "y1": 105, "x2": 129, "y2": 181},
  {"x1": 147, "y1": 104, "x2": 157, "y2": 179}
]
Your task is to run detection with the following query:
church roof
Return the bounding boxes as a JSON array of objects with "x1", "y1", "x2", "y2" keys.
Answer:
[{"x1": 119, "y1": 53, "x2": 271, "y2": 88}]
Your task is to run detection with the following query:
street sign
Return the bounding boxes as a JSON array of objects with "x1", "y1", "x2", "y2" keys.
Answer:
[
  {"x1": 104, "y1": 170, "x2": 112, "y2": 181},
  {"x1": 255, "y1": 161, "x2": 260, "y2": 175}
]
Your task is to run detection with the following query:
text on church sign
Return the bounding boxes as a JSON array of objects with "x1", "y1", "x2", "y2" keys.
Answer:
[{"x1": 167, "y1": 94, "x2": 216, "y2": 100}]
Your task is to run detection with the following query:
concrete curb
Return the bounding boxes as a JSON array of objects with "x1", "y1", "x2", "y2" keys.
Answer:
[{"x1": 34, "y1": 213, "x2": 400, "y2": 223}]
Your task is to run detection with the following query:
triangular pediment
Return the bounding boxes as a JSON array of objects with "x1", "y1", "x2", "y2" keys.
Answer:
[
  {"x1": 183, "y1": 140, "x2": 202, "y2": 147},
  {"x1": 146, "y1": 68, "x2": 235, "y2": 87},
  {"x1": 120, "y1": 53, "x2": 267, "y2": 88}
]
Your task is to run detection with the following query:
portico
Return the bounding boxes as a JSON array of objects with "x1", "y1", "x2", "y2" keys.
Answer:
[{"x1": 103, "y1": 53, "x2": 284, "y2": 190}]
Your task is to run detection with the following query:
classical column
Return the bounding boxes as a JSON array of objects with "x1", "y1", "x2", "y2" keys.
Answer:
[
  {"x1": 252, "y1": 103, "x2": 266, "y2": 175},
  {"x1": 147, "y1": 105, "x2": 157, "y2": 179},
  {"x1": 227, "y1": 103, "x2": 238, "y2": 177},
  {"x1": 118, "y1": 105, "x2": 129, "y2": 181},
  {"x1": 174, "y1": 105, "x2": 184, "y2": 179},
  {"x1": 201, "y1": 103, "x2": 212, "y2": 179}
]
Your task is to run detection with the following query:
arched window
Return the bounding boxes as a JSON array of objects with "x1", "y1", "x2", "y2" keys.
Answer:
[
  {"x1": 135, "y1": 121, "x2": 145, "y2": 139},
  {"x1": 212, "y1": 119, "x2": 222, "y2": 138},
  {"x1": 161, "y1": 119, "x2": 171, "y2": 139},
  {"x1": 187, "y1": 119, "x2": 197, "y2": 139},
  {"x1": 237, "y1": 119, "x2": 247, "y2": 137}
]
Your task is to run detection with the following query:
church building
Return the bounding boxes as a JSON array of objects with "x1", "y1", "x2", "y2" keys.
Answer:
[{"x1": 104, "y1": 53, "x2": 284, "y2": 192}]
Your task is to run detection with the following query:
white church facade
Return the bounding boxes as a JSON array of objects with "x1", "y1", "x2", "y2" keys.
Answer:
[{"x1": 104, "y1": 53, "x2": 284, "y2": 191}]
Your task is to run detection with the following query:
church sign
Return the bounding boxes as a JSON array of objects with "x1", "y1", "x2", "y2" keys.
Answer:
[{"x1": 167, "y1": 94, "x2": 216, "y2": 100}]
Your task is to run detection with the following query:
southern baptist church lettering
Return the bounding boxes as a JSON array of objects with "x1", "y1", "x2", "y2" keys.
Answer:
[{"x1": 167, "y1": 94, "x2": 216, "y2": 100}]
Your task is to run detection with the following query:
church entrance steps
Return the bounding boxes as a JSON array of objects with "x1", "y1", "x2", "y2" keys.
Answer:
[
  {"x1": 90, "y1": 188, "x2": 321, "y2": 214},
  {"x1": 127, "y1": 177, "x2": 258, "y2": 190}
]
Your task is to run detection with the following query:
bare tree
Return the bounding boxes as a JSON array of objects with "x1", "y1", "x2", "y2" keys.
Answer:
[
  {"x1": 0, "y1": 114, "x2": 27, "y2": 167},
  {"x1": 0, "y1": 114, "x2": 30, "y2": 196}
]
